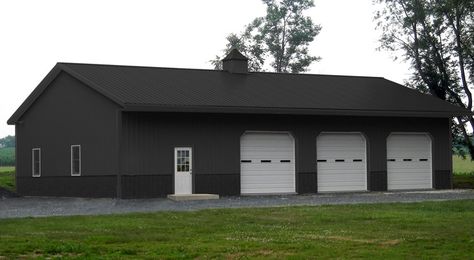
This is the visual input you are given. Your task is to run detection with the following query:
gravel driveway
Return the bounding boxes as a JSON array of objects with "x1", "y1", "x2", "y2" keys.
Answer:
[{"x1": 1, "y1": 189, "x2": 473, "y2": 219}]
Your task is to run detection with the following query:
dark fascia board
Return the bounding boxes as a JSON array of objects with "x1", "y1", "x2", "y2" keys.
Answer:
[
  {"x1": 123, "y1": 104, "x2": 473, "y2": 118},
  {"x1": 7, "y1": 64, "x2": 125, "y2": 125}
]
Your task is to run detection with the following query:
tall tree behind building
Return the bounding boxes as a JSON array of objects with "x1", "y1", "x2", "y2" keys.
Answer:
[
  {"x1": 374, "y1": 0, "x2": 474, "y2": 159},
  {"x1": 211, "y1": 0, "x2": 321, "y2": 73}
]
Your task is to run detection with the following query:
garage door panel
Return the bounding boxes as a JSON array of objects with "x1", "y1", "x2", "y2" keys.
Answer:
[
  {"x1": 388, "y1": 172, "x2": 431, "y2": 179},
  {"x1": 318, "y1": 182, "x2": 366, "y2": 187},
  {"x1": 387, "y1": 134, "x2": 432, "y2": 190},
  {"x1": 318, "y1": 171, "x2": 366, "y2": 177},
  {"x1": 242, "y1": 173, "x2": 295, "y2": 179},
  {"x1": 318, "y1": 182, "x2": 367, "y2": 188},
  {"x1": 241, "y1": 151, "x2": 293, "y2": 159},
  {"x1": 389, "y1": 179, "x2": 432, "y2": 184},
  {"x1": 388, "y1": 163, "x2": 431, "y2": 168},
  {"x1": 317, "y1": 147, "x2": 364, "y2": 154},
  {"x1": 389, "y1": 183, "x2": 431, "y2": 190},
  {"x1": 389, "y1": 155, "x2": 431, "y2": 159},
  {"x1": 317, "y1": 133, "x2": 367, "y2": 192},
  {"x1": 241, "y1": 164, "x2": 295, "y2": 171},
  {"x1": 241, "y1": 155, "x2": 293, "y2": 160},
  {"x1": 318, "y1": 163, "x2": 365, "y2": 169},
  {"x1": 388, "y1": 167, "x2": 431, "y2": 172},
  {"x1": 241, "y1": 146, "x2": 293, "y2": 150},
  {"x1": 318, "y1": 175, "x2": 366, "y2": 187},
  {"x1": 318, "y1": 178, "x2": 366, "y2": 184},
  {"x1": 241, "y1": 133, "x2": 295, "y2": 194},
  {"x1": 318, "y1": 170, "x2": 365, "y2": 175},
  {"x1": 243, "y1": 177, "x2": 295, "y2": 185},
  {"x1": 318, "y1": 185, "x2": 366, "y2": 192},
  {"x1": 243, "y1": 187, "x2": 296, "y2": 194},
  {"x1": 390, "y1": 178, "x2": 431, "y2": 182}
]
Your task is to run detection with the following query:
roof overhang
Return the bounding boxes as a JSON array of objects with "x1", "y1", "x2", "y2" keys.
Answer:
[
  {"x1": 123, "y1": 104, "x2": 473, "y2": 118},
  {"x1": 7, "y1": 62, "x2": 473, "y2": 125}
]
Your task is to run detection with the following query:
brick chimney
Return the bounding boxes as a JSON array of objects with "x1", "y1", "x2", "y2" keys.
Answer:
[{"x1": 222, "y1": 49, "x2": 248, "y2": 74}]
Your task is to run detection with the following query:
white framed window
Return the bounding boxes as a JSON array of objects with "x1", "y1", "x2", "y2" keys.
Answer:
[
  {"x1": 71, "y1": 145, "x2": 81, "y2": 176},
  {"x1": 32, "y1": 148, "x2": 41, "y2": 177}
]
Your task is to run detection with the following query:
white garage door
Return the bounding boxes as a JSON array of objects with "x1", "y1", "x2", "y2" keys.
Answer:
[
  {"x1": 240, "y1": 132, "x2": 295, "y2": 194},
  {"x1": 387, "y1": 133, "x2": 432, "y2": 190},
  {"x1": 317, "y1": 133, "x2": 367, "y2": 192}
]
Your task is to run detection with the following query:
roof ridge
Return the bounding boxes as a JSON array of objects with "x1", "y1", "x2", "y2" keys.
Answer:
[
  {"x1": 59, "y1": 62, "x2": 222, "y2": 73},
  {"x1": 251, "y1": 70, "x2": 385, "y2": 79},
  {"x1": 59, "y1": 62, "x2": 386, "y2": 80}
]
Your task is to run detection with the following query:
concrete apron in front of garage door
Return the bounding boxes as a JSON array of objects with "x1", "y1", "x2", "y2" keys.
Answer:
[{"x1": 1, "y1": 190, "x2": 474, "y2": 219}]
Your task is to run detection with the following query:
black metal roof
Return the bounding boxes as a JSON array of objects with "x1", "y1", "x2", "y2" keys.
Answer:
[{"x1": 7, "y1": 62, "x2": 471, "y2": 124}]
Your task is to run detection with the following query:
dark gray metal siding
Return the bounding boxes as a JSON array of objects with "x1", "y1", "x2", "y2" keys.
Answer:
[
  {"x1": 120, "y1": 112, "x2": 452, "y2": 197},
  {"x1": 14, "y1": 71, "x2": 452, "y2": 198},
  {"x1": 16, "y1": 72, "x2": 120, "y2": 197}
]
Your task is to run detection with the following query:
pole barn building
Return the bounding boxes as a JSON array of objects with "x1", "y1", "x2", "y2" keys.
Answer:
[{"x1": 7, "y1": 50, "x2": 471, "y2": 198}]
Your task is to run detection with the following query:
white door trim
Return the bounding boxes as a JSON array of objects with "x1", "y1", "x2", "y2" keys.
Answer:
[{"x1": 174, "y1": 147, "x2": 193, "y2": 194}]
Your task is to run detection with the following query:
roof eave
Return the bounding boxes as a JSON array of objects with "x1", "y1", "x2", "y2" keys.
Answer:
[{"x1": 122, "y1": 104, "x2": 471, "y2": 118}]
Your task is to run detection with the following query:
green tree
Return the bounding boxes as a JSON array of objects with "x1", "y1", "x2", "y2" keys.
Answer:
[
  {"x1": 211, "y1": 0, "x2": 321, "y2": 73},
  {"x1": 0, "y1": 135, "x2": 15, "y2": 148},
  {"x1": 374, "y1": 0, "x2": 474, "y2": 159}
]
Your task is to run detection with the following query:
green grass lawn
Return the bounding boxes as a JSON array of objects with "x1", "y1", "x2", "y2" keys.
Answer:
[
  {"x1": 0, "y1": 166, "x2": 15, "y2": 191},
  {"x1": 0, "y1": 200, "x2": 473, "y2": 258},
  {"x1": 453, "y1": 155, "x2": 474, "y2": 173},
  {"x1": 453, "y1": 155, "x2": 474, "y2": 189}
]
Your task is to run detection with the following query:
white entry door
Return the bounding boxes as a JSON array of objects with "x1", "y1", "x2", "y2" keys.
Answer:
[
  {"x1": 174, "y1": 147, "x2": 192, "y2": 194},
  {"x1": 387, "y1": 133, "x2": 432, "y2": 190},
  {"x1": 317, "y1": 133, "x2": 367, "y2": 192},
  {"x1": 240, "y1": 132, "x2": 295, "y2": 194}
]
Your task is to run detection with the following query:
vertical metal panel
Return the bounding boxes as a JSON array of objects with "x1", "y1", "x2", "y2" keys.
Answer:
[
  {"x1": 16, "y1": 176, "x2": 116, "y2": 197},
  {"x1": 15, "y1": 72, "x2": 120, "y2": 197},
  {"x1": 295, "y1": 128, "x2": 318, "y2": 193},
  {"x1": 433, "y1": 118, "x2": 453, "y2": 189},
  {"x1": 365, "y1": 130, "x2": 389, "y2": 191},
  {"x1": 121, "y1": 112, "x2": 451, "y2": 197},
  {"x1": 121, "y1": 175, "x2": 172, "y2": 198},
  {"x1": 194, "y1": 174, "x2": 240, "y2": 196},
  {"x1": 14, "y1": 75, "x2": 453, "y2": 198}
]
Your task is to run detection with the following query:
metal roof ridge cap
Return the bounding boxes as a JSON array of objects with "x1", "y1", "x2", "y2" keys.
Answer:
[{"x1": 57, "y1": 62, "x2": 226, "y2": 74}]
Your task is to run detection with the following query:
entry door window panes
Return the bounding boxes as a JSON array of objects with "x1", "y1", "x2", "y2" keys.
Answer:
[{"x1": 177, "y1": 149, "x2": 190, "y2": 172}]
